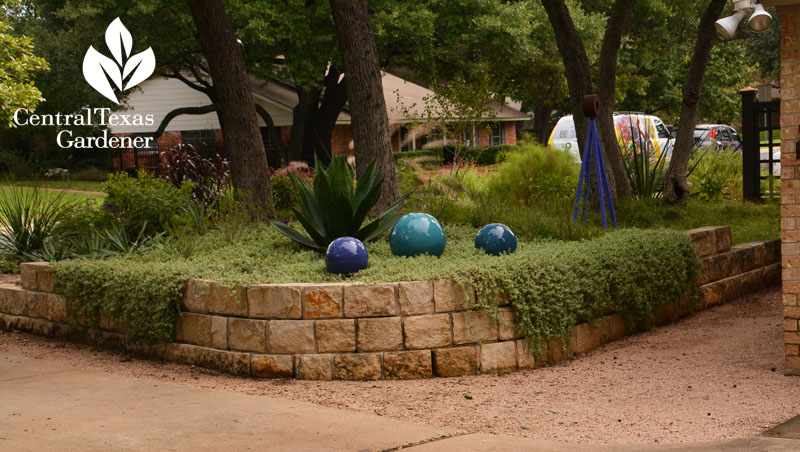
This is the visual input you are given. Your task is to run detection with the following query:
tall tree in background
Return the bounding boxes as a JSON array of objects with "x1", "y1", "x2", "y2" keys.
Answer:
[
  {"x1": 662, "y1": 0, "x2": 728, "y2": 203},
  {"x1": 540, "y1": 0, "x2": 634, "y2": 200},
  {"x1": 329, "y1": 0, "x2": 400, "y2": 211},
  {"x1": 0, "y1": 19, "x2": 49, "y2": 128},
  {"x1": 185, "y1": 0, "x2": 275, "y2": 217}
]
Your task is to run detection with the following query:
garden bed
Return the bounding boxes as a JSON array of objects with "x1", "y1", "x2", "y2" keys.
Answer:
[{"x1": 0, "y1": 226, "x2": 780, "y2": 380}]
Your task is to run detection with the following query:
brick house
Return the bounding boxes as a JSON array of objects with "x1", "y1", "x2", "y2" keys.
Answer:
[
  {"x1": 763, "y1": 0, "x2": 800, "y2": 375},
  {"x1": 109, "y1": 72, "x2": 529, "y2": 170}
]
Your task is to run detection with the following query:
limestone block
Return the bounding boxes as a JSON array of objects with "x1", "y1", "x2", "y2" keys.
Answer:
[
  {"x1": 344, "y1": 283, "x2": 396, "y2": 318},
  {"x1": 452, "y1": 311, "x2": 497, "y2": 344},
  {"x1": 251, "y1": 354, "x2": 293, "y2": 378},
  {"x1": 479, "y1": 341, "x2": 517, "y2": 374},
  {"x1": 0, "y1": 284, "x2": 28, "y2": 316},
  {"x1": 334, "y1": 353, "x2": 382, "y2": 380},
  {"x1": 403, "y1": 314, "x2": 451, "y2": 349},
  {"x1": 433, "y1": 346, "x2": 477, "y2": 377},
  {"x1": 295, "y1": 354, "x2": 333, "y2": 380},
  {"x1": 398, "y1": 281, "x2": 434, "y2": 315},
  {"x1": 315, "y1": 319, "x2": 356, "y2": 353},
  {"x1": 303, "y1": 285, "x2": 344, "y2": 319},
  {"x1": 269, "y1": 320, "x2": 315, "y2": 354},
  {"x1": 228, "y1": 318, "x2": 267, "y2": 352},
  {"x1": 383, "y1": 350, "x2": 433, "y2": 379},
  {"x1": 248, "y1": 285, "x2": 302, "y2": 319},
  {"x1": 433, "y1": 280, "x2": 473, "y2": 312},
  {"x1": 357, "y1": 317, "x2": 402, "y2": 352}
]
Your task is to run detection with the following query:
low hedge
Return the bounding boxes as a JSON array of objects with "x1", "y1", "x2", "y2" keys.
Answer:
[
  {"x1": 440, "y1": 145, "x2": 514, "y2": 166},
  {"x1": 393, "y1": 149, "x2": 443, "y2": 161},
  {"x1": 53, "y1": 226, "x2": 701, "y2": 346}
]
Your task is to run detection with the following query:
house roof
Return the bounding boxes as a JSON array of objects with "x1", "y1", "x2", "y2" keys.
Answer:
[{"x1": 249, "y1": 72, "x2": 530, "y2": 124}]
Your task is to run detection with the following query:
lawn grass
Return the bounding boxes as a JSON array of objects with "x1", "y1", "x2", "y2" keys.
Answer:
[
  {"x1": 0, "y1": 185, "x2": 105, "y2": 204},
  {"x1": 612, "y1": 199, "x2": 779, "y2": 245},
  {"x1": 0, "y1": 180, "x2": 106, "y2": 193}
]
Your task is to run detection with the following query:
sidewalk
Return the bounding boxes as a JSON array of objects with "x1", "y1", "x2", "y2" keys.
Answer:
[{"x1": 1, "y1": 351, "x2": 798, "y2": 452}]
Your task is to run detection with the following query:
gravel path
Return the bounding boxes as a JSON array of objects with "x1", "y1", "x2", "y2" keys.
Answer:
[{"x1": 2, "y1": 287, "x2": 798, "y2": 444}]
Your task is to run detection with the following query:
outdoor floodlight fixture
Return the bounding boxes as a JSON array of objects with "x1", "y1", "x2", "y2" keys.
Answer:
[{"x1": 715, "y1": 1, "x2": 773, "y2": 39}]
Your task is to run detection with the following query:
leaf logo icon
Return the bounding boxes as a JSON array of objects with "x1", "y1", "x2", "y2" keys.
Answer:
[{"x1": 82, "y1": 18, "x2": 156, "y2": 104}]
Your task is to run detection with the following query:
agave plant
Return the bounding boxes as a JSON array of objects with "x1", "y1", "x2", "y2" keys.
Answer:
[{"x1": 270, "y1": 156, "x2": 408, "y2": 251}]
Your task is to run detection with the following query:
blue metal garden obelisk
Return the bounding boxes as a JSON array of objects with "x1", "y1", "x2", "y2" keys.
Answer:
[{"x1": 571, "y1": 94, "x2": 618, "y2": 229}]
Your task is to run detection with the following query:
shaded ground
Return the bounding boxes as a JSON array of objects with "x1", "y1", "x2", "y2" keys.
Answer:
[{"x1": 1, "y1": 287, "x2": 798, "y2": 444}]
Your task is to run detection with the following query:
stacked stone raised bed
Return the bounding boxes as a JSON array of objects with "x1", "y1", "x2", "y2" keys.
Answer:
[{"x1": 0, "y1": 226, "x2": 780, "y2": 380}]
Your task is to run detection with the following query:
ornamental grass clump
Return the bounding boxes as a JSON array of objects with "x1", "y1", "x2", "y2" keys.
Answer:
[
  {"x1": 0, "y1": 186, "x2": 75, "y2": 259},
  {"x1": 270, "y1": 156, "x2": 408, "y2": 251}
]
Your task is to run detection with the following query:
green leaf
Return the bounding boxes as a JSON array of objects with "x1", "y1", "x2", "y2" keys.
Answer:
[{"x1": 269, "y1": 220, "x2": 322, "y2": 250}]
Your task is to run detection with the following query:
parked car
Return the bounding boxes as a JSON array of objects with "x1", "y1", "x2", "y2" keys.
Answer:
[
  {"x1": 693, "y1": 124, "x2": 742, "y2": 151},
  {"x1": 548, "y1": 112, "x2": 673, "y2": 159}
]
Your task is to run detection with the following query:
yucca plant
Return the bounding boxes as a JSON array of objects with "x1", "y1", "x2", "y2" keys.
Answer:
[
  {"x1": 0, "y1": 186, "x2": 75, "y2": 259},
  {"x1": 621, "y1": 117, "x2": 671, "y2": 200},
  {"x1": 270, "y1": 156, "x2": 408, "y2": 251}
]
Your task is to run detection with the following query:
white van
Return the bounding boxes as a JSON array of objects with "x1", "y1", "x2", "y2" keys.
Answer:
[{"x1": 548, "y1": 112, "x2": 673, "y2": 159}]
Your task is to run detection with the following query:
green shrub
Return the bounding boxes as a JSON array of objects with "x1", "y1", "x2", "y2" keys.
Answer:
[
  {"x1": 488, "y1": 142, "x2": 578, "y2": 205},
  {"x1": 102, "y1": 172, "x2": 194, "y2": 237},
  {"x1": 270, "y1": 166, "x2": 315, "y2": 211},
  {"x1": 393, "y1": 148, "x2": 443, "y2": 161},
  {"x1": 54, "y1": 258, "x2": 189, "y2": 343},
  {"x1": 440, "y1": 145, "x2": 513, "y2": 166},
  {"x1": 467, "y1": 228, "x2": 701, "y2": 347},
  {"x1": 688, "y1": 148, "x2": 742, "y2": 200},
  {"x1": 0, "y1": 150, "x2": 37, "y2": 179},
  {"x1": 0, "y1": 254, "x2": 19, "y2": 273},
  {"x1": 70, "y1": 166, "x2": 110, "y2": 182}
]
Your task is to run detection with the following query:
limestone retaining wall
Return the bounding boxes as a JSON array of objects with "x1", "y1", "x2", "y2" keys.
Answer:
[{"x1": 0, "y1": 226, "x2": 781, "y2": 380}]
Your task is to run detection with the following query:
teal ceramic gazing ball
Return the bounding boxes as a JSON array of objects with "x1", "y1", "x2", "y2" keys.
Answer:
[
  {"x1": 475, "y1": 223, "x2": 517, "y2": 256},
  {"x1": 390, "y1": 213, "x2": 446, "y2": 257}
]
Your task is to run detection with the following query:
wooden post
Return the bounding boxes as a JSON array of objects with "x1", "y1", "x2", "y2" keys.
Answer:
[{"x1": 740, "y1": 87, "x2": 760, "y2": 202}]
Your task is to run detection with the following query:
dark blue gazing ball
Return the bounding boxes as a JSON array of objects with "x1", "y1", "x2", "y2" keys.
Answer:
[
  {"x1": 325, "y1": 237, "x2": 369, "y2": 275},
  {"x1": 389, "y1": 213, "x2": 446, "y2": 257},
  {"x1": 475, "y1": 223, "x2": 517, "y2": 256}
]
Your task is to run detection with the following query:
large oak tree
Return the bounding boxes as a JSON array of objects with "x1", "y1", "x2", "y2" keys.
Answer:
[
  {"x1": 185, "y1": 0, "x2": 275, "y2": 217},
  {"x1": 662, "y1": 0, "x2": 729, "y2": 203},
  {"x1": 541, "y1": 0, "x2": 634, "y2": 200},
  {"x1": 329, "y1": 0, "x2": 400, "y2": 211}
]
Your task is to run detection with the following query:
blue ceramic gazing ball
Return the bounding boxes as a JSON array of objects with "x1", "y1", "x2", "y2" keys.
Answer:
[
  {"x1": 475, "y1": 223, "x2": 517, "y2": 256},
  {"x1": 390, "y1": 213, "x2": 446, "y2": 257},
  {"x1": 325, "y1": 237, "x2": 369, "y2": 275}
]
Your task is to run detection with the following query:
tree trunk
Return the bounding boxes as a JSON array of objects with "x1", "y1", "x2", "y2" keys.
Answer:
[
  {"x1": 662, "y1": 0, "x2": 728, "y2": 203},
  {"x1": 531, "y1": 102, "x2": 552, "y2": 145},
  {"x1": 185, "y1": 0, "x2": 275, "y2": 218},
  {"x1": 289, "y1": 89, "x2": 320, "y2": 162},
  {"x1": 311, "y1": 69, "x2": 348, "y2": 166},
  {"x1": 596, "y1": 0, "x2": 635, "y2": 200},
  {"x1": 330, "y1": 0, "x2": 400, "y2": 211},
  {"x1": 541, "y1": 0, "x2": 635, "y2": 201},
  {"x1": 540, "y1": 0, "x2": 593, "y2": 158}
]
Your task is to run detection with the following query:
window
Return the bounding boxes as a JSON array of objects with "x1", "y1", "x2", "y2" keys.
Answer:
[
  {"x1": 462, "y1": 125, "x2": 478, "y2": 147},
  {"x1": 398, "y1": 126, "x2": 415, "y2": 152},
  {"x1": 716, "y1": 127, "x2": 732, "y2": 142},
  {"x1": 181, "y1": 129, "x2": 217, "y2": 151},
  {"x1": 654, "y1": 121, "x2": 670, "y2": 139},
  {"x1": 490, "y1": 123, "x2": 504, "y2": 145},
  {"x1": 260, "y1": 127, "x2": 276, "y2": 150}
]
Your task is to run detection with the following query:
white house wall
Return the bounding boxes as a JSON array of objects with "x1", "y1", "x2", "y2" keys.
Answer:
[{"x1": 110, "y1": 77, "x2": 293, "y2": 134}]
